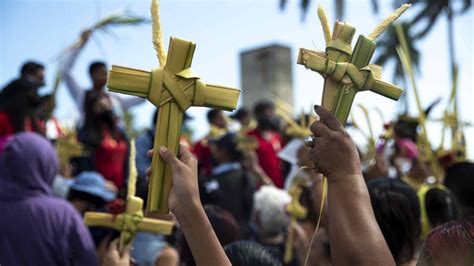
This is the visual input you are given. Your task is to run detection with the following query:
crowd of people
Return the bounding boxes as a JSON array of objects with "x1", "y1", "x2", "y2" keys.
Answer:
[{"x1": 1, "y1": 31, "x2": 473, "y2": 266}]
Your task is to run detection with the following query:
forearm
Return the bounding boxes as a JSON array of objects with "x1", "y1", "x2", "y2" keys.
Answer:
[
  {"x1": 61, "y1": 47, "x2": 85, "y2": 107},
  {"x1": 115, "y1": 93, "x2": 146, "y2": 110},
  {"x1": 327, "y1": 174, "x2": 394, "y2": 266},
  {"x1": 175, "y1": 200, "x2": 231, "y2": 266},
  {"x1": 252, "y1": 166, "x2": 274, "y2": 186}
]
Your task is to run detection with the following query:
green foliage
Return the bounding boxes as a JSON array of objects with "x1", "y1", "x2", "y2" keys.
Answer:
[
  {"x1": 394, "y1": 0, "x2": 472, "y2": 39},
  {"x1": 374, "y1": 22, "x2": 421, "y2": 83}
]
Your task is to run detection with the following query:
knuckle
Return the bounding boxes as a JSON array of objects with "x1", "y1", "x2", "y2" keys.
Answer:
[{"x1": 328, "y1": 132, "x2": 338, "y2": 141}]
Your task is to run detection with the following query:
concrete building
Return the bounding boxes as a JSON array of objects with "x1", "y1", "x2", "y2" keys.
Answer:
[{"x1": 240, "y1": 44, "x2": 293, "y2": 110}]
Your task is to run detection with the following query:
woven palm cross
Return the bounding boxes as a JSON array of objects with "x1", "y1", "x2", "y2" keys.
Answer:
[{"x1": 297, "y1": 4, "x2": 410, "y2": 125}]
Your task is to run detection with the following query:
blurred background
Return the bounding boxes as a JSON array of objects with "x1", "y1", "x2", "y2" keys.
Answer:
[{"x1": 1, "y1": 0, "x2": 472, "y2": 158}]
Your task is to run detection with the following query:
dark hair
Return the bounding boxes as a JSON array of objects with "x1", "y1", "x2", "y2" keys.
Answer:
[
  {"x1": 207, "y1": 109, "x2": 222, "y2": 124},
  {"x1": 214, "y1": 133, "x2": 243, "y2": 162},
  {"x1": 418, "y1": 217, "x2": 474, "y2": 266},
  {"x1": 231, "y1": 108, "x2": 250, "y2": 121},
  {"x1": 20, "y1": 61, "x2": 44, "y2": 77},
  {"x1": 177, "y1": 205, "x2": 241, "y2": 266},
  {"x1": 0, "y1": 79, "x2": 42, "y2": 133},
  {"x1": 204, "y1": 205, "x2": 241, "y2": 245},
  {"x1": 79, "y1": 91, "x2": 120, "y2": 148},
  {"x1": 67, "y1": 189, "x2": 105, "y2": 207},
  {"x1": 224, "y1": 241, "x2": 282, "y2": 266},
  {"x1": 444, "y1": 162, "x2": 474, "y2": 217},
  {"x1": 425, "y1": 188, "x2": 461, "y2": 228},
  {"x1": 367, "y1": 178, "x2": 421, "y2": 264},
  {"x1": 253, "y1": 100, "x2": 274, "y2": 118},
  {"x1": 88, "y1": 61, "x2": 106, "y2": 75}
]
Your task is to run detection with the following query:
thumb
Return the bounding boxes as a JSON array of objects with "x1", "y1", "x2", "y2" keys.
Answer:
[
  {"x1": 108, "y1": 238, "x2": 119, "y2": 253},
  {"x1": 159, "y1": 147, "x2": 182, "y2": 169},
  {"x1": 121, "y1": 243, "x2": 133, "y2": 261}
]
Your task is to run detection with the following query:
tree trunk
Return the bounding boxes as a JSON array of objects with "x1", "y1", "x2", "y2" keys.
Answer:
[{"x1": 446, "y1": 2, "x2": 458, "y2": 147}]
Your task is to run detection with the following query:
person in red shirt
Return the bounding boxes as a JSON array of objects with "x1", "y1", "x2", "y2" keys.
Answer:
[
  {"x1": 78, "y1": 92, "x2": 128, "y2": 193},
  {"x1": 0, "y1": 78, "x2": 45, "y2": 152},
  {"x1": 247, "y1": 101, "x2": 284, "y2": 188},
  {"x1": 193, "y1": 109, "x2": 229, "y2": 177}
]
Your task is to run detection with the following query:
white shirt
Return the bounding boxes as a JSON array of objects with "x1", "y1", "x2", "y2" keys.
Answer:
[{"x1": 61, "y1": 46, "x2": 145, "y2": 125}]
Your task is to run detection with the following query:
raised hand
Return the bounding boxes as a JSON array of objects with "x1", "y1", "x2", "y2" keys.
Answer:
[
  {"x1": 308, "y1": 106, "x2": 361, "y2": 181},
  {"x1": 158, "y1": 144, "x2": 200, "y2": 217}
]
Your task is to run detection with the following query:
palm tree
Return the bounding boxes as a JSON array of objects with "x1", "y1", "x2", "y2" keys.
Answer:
[
  {"x1": 373, "y1": 22, "x2": 421, "y2": 113},
  {"x1": 374, "y1": 23, "x2": 421, "y2": 83},
  {"x1": 279, "y1": 0, "x2": 380, "y2": 21},
  {"x1": 393, "y1": 0, "x2": 472, "y2": 80}
]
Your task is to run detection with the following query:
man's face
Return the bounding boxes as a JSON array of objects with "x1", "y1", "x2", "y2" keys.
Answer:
[
  {"x1": 24, "y1": 68, "x2": 45, "y2": 87},
  {"x1": 91, "y1": 66, "x2": 108, "y2": 88},
  {"x1": 34, "y1": 69, "x2": 45, "y2": 86}
]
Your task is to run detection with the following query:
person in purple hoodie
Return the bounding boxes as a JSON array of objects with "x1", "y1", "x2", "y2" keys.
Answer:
[{"x1": 0, "y1": 132, "x2": 99, "y2": 266}]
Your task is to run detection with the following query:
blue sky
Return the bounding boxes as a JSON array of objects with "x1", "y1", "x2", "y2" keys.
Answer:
[{"x1": 1, "y1": 0, "x2": 473, "y2": 158}]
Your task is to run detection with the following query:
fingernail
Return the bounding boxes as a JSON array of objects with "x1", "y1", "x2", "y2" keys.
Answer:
[
  {"x1": 314, "y1": 105, "x2": 320, "y2": 112},
  {"x1": 159, "y1": 147, "x2": 167, "y2": 153}
]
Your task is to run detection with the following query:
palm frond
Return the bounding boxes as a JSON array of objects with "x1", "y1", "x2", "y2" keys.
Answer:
[
  {"x1": 92, "y1": 11, "x2": 149, "y2": 30},
  {"x1": 370, "y1": 0, "x2": 380, "y2": 14},
  {"x1": 407, "y1": 0, "x2": 472, "y2": 39},
  {"x1": 300, "y1": 0, "x2": 310, "y2": 21},
  {"x1": 279, "y1": 0, "x2": 288, "y2": 10},
  {"x1": 374, "y1": 23, "x2": 421, "y2": 82},
  {"x1": 52, "y1": 10, "x2": 148, "y2": 98}
]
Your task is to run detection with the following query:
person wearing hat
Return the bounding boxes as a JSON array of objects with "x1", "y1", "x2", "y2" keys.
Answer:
[
  {"x1": 68, "y1": 171, "x2": 118, "y2": 251},
  {"x1": 68, "y1": 171, "x2": 116, "y2": 216}
]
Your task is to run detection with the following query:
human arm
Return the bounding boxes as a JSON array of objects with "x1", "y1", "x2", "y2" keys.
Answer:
[
  {"x1": 110, "y1": 92, "x2": 146, "y2": 111},
  {"x1": 61, "y1": 30, "x2": 91, "y2": 109},
  {"x1": 152, "y1": 144, "x2": 231, "y2": 266},
  {"x1": 308, "y1": 106, "x2": 395, "y2": 266},
  {"x1": 242, "y1": 150, "x2": 275, "y2": 186}
]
